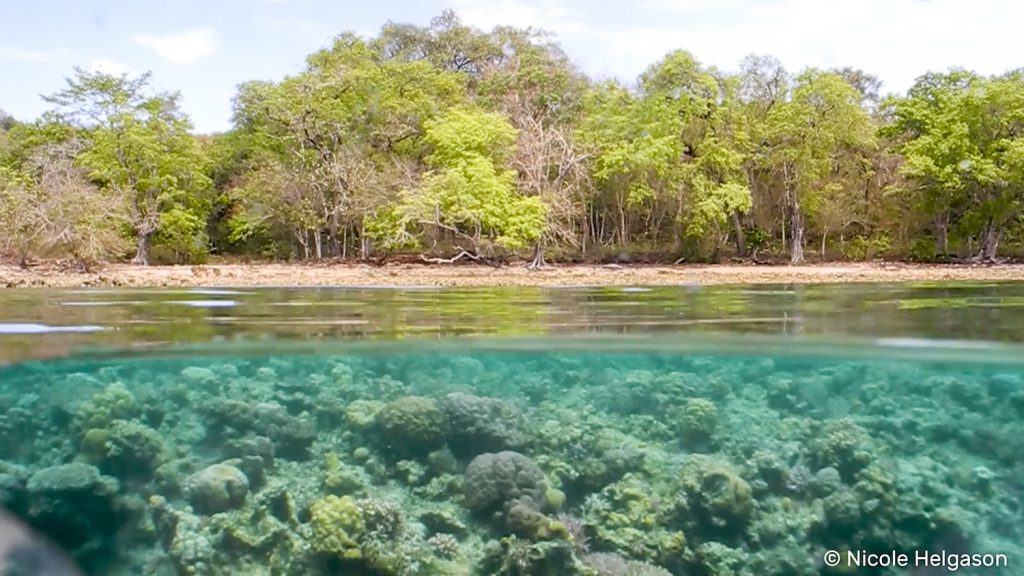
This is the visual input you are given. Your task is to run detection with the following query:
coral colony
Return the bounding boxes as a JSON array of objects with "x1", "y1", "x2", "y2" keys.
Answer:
[{"x1": 0, "y1": 347, "x2": 1020, "y2": 575}]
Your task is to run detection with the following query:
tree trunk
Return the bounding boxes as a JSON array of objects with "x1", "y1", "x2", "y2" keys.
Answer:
[
  {"x1": 314, "y1": 230, "x2": 322, "y2": 259},
  {"x1": 582, "y1": 205, "x2": 590, "y2": 256},
  {"x1": 329, "y1": 212, "x2": 341, "y2": 257},
  {"x1": 731, "y1": 211, "x2": 745, "y2": 257},
  {"x1": 296, "y1": 229, "x2": 309, "y2": 259},
  {"x1": 132, "y1": 232, "x2": 151, "y2": 266},
  {"x1": 527, "y1": 242, "x2": 546, "y2": 270},
  {"x1": 977, "y1": 218, "x2": 1001, "y2": 261},
  {"x1": 618, "y1": 200, "x2": 627, "y2": 246},
  {"x1": 934, "y1": 213, "x2": 949, "y2": 256},
  {"x1": 789, "y1": 193, "x2": 804, "y2": 264},
  {"x1": 781, "y1": 210, "x2": 786, "y2": 254},
  {"x1": 360, "y1": 223, "x2": 370, "y2": 260}
]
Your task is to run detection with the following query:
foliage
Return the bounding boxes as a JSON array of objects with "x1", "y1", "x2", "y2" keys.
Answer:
[
  {"x1": 884, "y1": 69, "x2": 1024, "y2": 260},
  {"x1": 42, "y1": 68, "x2": 211, "y2": 264},
  {"x1": 7, "y1": 12, "x2": 1024, "y2": 265},
  {"x1": 840, "y1": 234, "x2": 893, "y2": 261},
  {"x1": 764, "y1": 69, "x2": 876, "y2": 262},
  {"x1": 395, "y1": 108, "x2": 548, "y2": 253},
  {"x1": 0, "y1": 136, "x2": 129, "y2": 268}
]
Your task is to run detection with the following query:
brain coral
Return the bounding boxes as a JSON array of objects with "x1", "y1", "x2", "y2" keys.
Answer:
[{"x1": 463, "y1": 451, "x2": 547, "y2": 514}]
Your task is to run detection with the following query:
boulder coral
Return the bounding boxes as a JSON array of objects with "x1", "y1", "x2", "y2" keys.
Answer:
[
  {"x1": 463, "y1": 451, "x2": 547, "y2": 515},
  {"x1": 25, "y1": 463, "x2": 121, "y2": 564},
  {"x1": 188, "y1": 464, "x2": 250, "y2": 514},
  {"x1": 72, "y1": 382, "x2": 138, "y2": 432},
  {"x1": 441, "y1": 392, "x2": 527, "y2": 457},
  {"x1": 375, "y1": 396, "x2": 447, "y2": 457}
]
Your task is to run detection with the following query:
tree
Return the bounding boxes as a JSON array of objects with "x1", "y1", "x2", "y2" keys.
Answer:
[
  {"x1": 374, "y1": 10, "x2": 503, "y2": 89},
  {"x1": 884, "y1": 69, "x2": 1024, "y2": 260},
  {"x1": 376, "y1": 108, "x2": 546, "y2": 260},
  {"x1": 638, "y1": 53, "x2": 752, "y2": 258},
  {"x1": 42, "y1": 68, "x2": 211, "y2": 265},
  {"x1": 578, "y1": 51, "x2": 752, "y2": 260},
  {"x1": 738, "y1": 55, "x2": 790, "y2": 254},
  {"x1": 229, "y1": 34, "x2": 464, "y2": 259},
  {"x1": 0, "y1": 108, "x2": 14, "y2": 132},
  {"x1": 0, "y1": 164, "x2": 43, "y2": 266},
  {"x1": 476, "y1": 25, "x2": 591, "y2": 268},
  {"x1": 579, "y1": 80, "x2": 678, "y2": 247},
  {"x1": 765, "y1": 70, "x2": 875, "y2": 262},
  {"x1": 0, "y1": 123, "x2": 128, "y2": 268}
]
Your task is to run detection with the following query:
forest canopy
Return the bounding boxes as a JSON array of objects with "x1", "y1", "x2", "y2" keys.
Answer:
[{"x1": 3, "y1": 10, "x2": 1024, "y2": 267}]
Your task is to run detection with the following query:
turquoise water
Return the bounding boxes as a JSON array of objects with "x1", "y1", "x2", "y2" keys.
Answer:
[{"x1": 1, "y1": 285, "x2": 1023, "y2": 575}]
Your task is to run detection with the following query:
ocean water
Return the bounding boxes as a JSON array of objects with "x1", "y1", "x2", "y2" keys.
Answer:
[{"x1": 0, "y1": 286, "x2": 1023, "y2": 575}]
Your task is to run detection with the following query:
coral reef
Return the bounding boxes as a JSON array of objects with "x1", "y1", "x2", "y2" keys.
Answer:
[
  {"x1": 0, "y1": 345, "x2": 1021, "y2": 576},
  {"x1": 309, "y1": 495, "x2": 365, "y2": 559}
]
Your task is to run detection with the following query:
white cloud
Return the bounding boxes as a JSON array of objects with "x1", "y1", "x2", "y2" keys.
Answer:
[
  {"x1": 88, "y1": 58, "x2": 132, "y2": 75},
  {"x1": 134, "y1": 29, "x2": 215, "y2": 64},
  {"x1": 0, "y1": 47, "x2": 58, "y2": 62}
]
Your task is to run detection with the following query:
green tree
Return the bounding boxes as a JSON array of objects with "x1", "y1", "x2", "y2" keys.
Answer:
[
  {"x1": 378, "y1": 107, "x2": 546, "y2": 259},
  {"x1": 477, "y1": 26, "x2": 591, "y2": 267},
  {"x1": 43, "y1": 68, "x2": 211, "y2": 264},
  {"x1": 579, "y1": 51, "x2": 751, "y2": 260},
  {"x1": 639, "y1": 53, "x2": 752, "y2": 257},
  {"x1": 230, "y1": 34, "x2": 464, "y2": 259},
  {"x1": 765, "y1": 70, "x2": 875, "y2": 262},
  {"x1": 885, "y1": 70, "x2": 1024, "y2": 260}
]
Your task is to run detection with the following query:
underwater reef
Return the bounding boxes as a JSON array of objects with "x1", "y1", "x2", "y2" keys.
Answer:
[{"x1": 0, "y1": 347, "x2": 1021, "y2": 575}]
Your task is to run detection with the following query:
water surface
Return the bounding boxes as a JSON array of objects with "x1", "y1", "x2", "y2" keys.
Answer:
[{"x1": 5, "y1": 282, "x2": 1024, "y2": 363}]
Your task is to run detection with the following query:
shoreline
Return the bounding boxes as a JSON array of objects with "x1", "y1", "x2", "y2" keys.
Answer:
[{"x1": 2, "y1": 262, "x2": 1024, "y2": 288}]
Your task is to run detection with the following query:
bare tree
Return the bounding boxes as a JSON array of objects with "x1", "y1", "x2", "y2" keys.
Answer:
[{"x1": 512, "y1": 114, "x2": 590, "y2": 269}]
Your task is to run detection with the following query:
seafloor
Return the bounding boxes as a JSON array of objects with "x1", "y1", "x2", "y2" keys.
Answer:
[{"x1": 0, "y1": 342, "x2": 1021, "y2": 575}]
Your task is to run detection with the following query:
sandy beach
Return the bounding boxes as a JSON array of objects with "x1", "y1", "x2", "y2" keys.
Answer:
[{"x1": 2, "y1": 261, "x2": 1023, "y2": 288}]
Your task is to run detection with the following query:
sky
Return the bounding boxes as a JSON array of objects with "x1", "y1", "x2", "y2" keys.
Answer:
[{"x1": 1, "y1": 0, "x2": 1020, "y2": 134}]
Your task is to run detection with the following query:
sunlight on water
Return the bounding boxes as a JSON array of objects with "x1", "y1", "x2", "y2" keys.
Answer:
[{"x1": 0, "y1": 323, "x2": 107, "y2": 334}]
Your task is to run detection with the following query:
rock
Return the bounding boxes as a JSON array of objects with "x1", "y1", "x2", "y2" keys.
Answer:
[
  {"x1": 419, "y1": 508, "x2": 469, "y2": 537},
  {"x1": 26, "y1": 463, "x2": 120, "y2": 555},
  {"x1": 205, "y1": 400, "x2": 315, "y2": 460},
  {"x1": 0, "y1": 472, "x2": 25, "y2": 512},
  {"x1": 93, "y1": 420, "x2": 166, "y2": 479},
  {"x1": 188, "y1": 464, "x2": 250, "y2": 514},
  {"x1": 27, "y1": 463, "x2": 103, "y2": 494}
]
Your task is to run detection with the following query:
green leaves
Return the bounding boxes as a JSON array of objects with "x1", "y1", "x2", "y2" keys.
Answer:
[
  {"x1": 688, "y1": 182, "x2": 752, "y2": 239},
  {"x1": 424, "y1": 108, "x2": 518, "y2": 166},
  {"x1": 228, "y1": 34, "x2": 468, "y2": 258},
  {"x1": 43, "y1": 68, "x2": 211, "y2": 264},
  {"x1": 886, "y1": 69, "x2": 1024, "y2": 258},
  {"x1": 398, "y1": 107, "x2": 547, "y2": 251}
]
